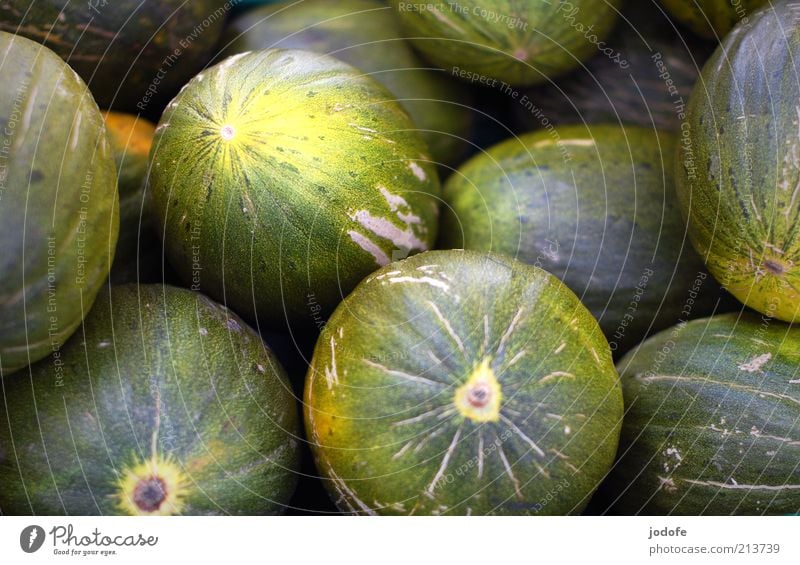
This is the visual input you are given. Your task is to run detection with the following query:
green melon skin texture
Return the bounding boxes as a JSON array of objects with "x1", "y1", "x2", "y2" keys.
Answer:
[
  {"x1": 605, "y1": 314, "x2": 800, "y2": 515},
  {"x1": 148, "y1": 49, "x2": 440, "y2": 329},
  {"x1": 442, "y1": 125, "x2": 716, "y2": 354},
  {"x1": 305, "y1": 250, "x2": 623, "y2": 515},
  {"x1": 0, "y1": 0, "x2": 227, "y2": 114},
  {"x1": 389, "y1": 0, "x2": 623, "y2": 86},
  {"x1": 0, "y1": 33, "x2": 118, "y2": 376},
  {"x1": 0, "y1": 284, "x2": 300, "y2": 515},
  {"x1": 222, "y1": 0, "x2": 473, "y2": 167},
  {"x1": 659, "y1": 0, "x2": 767, "y2": 39},
  {"x1": 515, "y1": 5, "x2": 712, "y2": 133},
  {"x1": 677, "y1": 2, "x2": 800, "y2": 323}
]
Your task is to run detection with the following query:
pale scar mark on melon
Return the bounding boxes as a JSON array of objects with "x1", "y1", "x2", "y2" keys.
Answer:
[
  {"x1": 408, "y1": 161, "x2": 427, "y2": 181},
  {"x1": 324, "y1": 336, "x2": 339, "y2": 389},
  {"x1": 662, "y1": 446, "x2": 683, "y2": 474},
  {"x1": 347, "y1": 230, "x2": 391, "y2": 265},
  {"x1": 738, "y1": 352, "x2": 772, "y2": 373},
  {"x1": 496, "y1": 307, "x2": 525, "y2": 359},
  {"x1": 325, "y1": 466, "x2": 377, "y2": 515},
  {"x1": 70, "y1": 111, "x2": 82, "y2": 151},
  {"x1": 379, "y1": 185, "x2": 408, "y2": 210},
  {"x1": 379, "y1": 185, "x2": 424, "y2": 228},
  {"x1": 426, "y1": 424, "x2": 463, "y2": 494},
  {"x1": 537, "y1": 371, "x2": 576, "y2": 385},
  {"x1": 497, "y1": 442, "x2": 523, "y2": 498},
  {"x1": 349, "y1": 123, "x2": 377, "y2": 134},
  {"x1": 385, "y1": 275, "x2": 450, "y2": 292},
  {"x1": 684, "y1": 479, "x2": 800, "y2": 491},
  {"x1": 426, "y1": 300, "x2": 466, "y2": 355},
  {"x1": 363, "y1": 358, "x2": 445, "y2": 388},
  {"x1": 658, "y1": 476, "x2": 678, "y2": 493},
  {"x1": 500, "y1": 413, "x2": 545, "y2": 458},
  {"x1": 429, "y1": 7, "x2": 466, "y2": 34},
  {"x1": 348, "y1": 209, "x2": 427, "y2": 254}
]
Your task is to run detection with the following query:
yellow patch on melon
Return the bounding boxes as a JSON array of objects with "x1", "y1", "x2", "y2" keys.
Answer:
[
  {"x1": 115, "y1": 451, "x2": 188, "y2": 516},
  {"x1": 454, "y1": 358, "x2": 502, "y2": 423}
]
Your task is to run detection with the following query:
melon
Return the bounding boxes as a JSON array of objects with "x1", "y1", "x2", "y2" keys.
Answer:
[
  {"x1": 305, "y1": 250, "x2": 623, "y2": 515},
  {"x1": 441, "y1": 124, "x2": 721, "y2": 354},
  {"x1": 0, "y1": 32, "x2": 118, "y2": 376},
  {"x1": 677, "y1": 2, "x2": 800, "y2": 323},
  {"x1": 604, "y1": 313, "x2": 800, "y2": 515},
  {"x1": 0, "y1": 284, "x2": 300, "y2": 515},
  {"x1": 0, "y1": 0, "x2": 227, "y2": 114},
  {"x1": 389, "y1": 0, "x2": 623, "y2": 86},
  {"x1": 147, "y1": 49, "x2": 440, "y2": 330},
  {"x1": 221, "y1": 0, "x2": 473, "y2": 167},
  {"x1": 514, "y1": 4, "x2": 712, "y2": 133}
]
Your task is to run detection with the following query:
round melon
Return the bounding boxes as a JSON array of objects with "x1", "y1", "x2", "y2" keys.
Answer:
[
  {"x1": 514, "y1": 4, "x2": 711, "y2": 133},
  {"x1": 677, "y1": 2, "x2": 800, "y2": 323},
  {"x1": 0, "y1": 33, "x2": 118, "y2": 376},
  {"x1": 147, "y1": 49, "x2": 440, "y2": 329},
  {"x1": 659, "y1": 0, "x2": 768, "y2": 39},
  {"x1": 103, "y1": 112, "x2": 161, "y2": 283},
  {"x1": 0, "y1": 284, "x2": 300, "y2": 515},
  {"x1": 389, "y1": 0, "x2": 623, "y2": 86},
  {"x1": 604, "y1": 313, "x2": 800, "y2": 515},
  {"x1": 441, "y1": 125, "x2": 721, "y2": 354},
  {"x1": 0, "y1": 0, "x2": 227, "y2": 114},
  {"x1": 221, "y1": 0, "x2": 473, "y2": 167},
  {"x1": 305, "y1": 250, "x2": 623, "y2": 515}
]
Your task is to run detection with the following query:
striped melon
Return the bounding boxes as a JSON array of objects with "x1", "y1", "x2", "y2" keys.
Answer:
[
  {"x1": 147, "y1": 49, "x2": 441, "y2": 329},
  {"x1": 604, "y1": 313, "x2": 800, "y2": 515},
  {"x1": 389, "y1": 0, "x2": 623, "y2": 86},
  {"x1": 677, "y1": 2, "x2": 800, "y2": 323},
  {"x1": 0, "y1": 33, "x2": 118, "y2": 375},
  {"x1": 305, "y1": 250, "x2": 623, "y2": 515},
  {"x1": 0, "y1": 284, "x2": 300, "y2": 515}
]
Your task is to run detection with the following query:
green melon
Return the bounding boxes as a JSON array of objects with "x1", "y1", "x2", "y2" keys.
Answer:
[
  {"x1": 147, "y1": 49, "x2": 441, "y2": 329},
  {"x1": 441, "y1": 125, "x2": 721, "y2": 354},
  {"x1": 103, "y1": 112, "x2": 161, "y2": 284},
  {"x1": 0, "y1": 284, "x2": 300, "y2": 515},
  {"x1": 305, "y1": 250, "x2": 623, "y2": 515},
  {"x1": 221, "y1": 0, "x2": 473, "y2": 167},
  {"x1": 0, "y1": 32, "x2": 118, "y2": 376},
  {"x1": 514, "y1": 4, "x2": 712, "y2": 132},
  {"x1": 389, "y1": 0, "x2": 623, "y2": 86},
  {"x1": 677, "y1": 2, "x2": 800, "y2": 323},
  {"x1": 659, "y1": 0, "x2": 768, "y2": 39},
  {"x1": 604, "y1": 313, "x2": 800, "y2": 515},
  {"x1": 0, "y1": 0, "x2": 227, "y2": 114}
]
